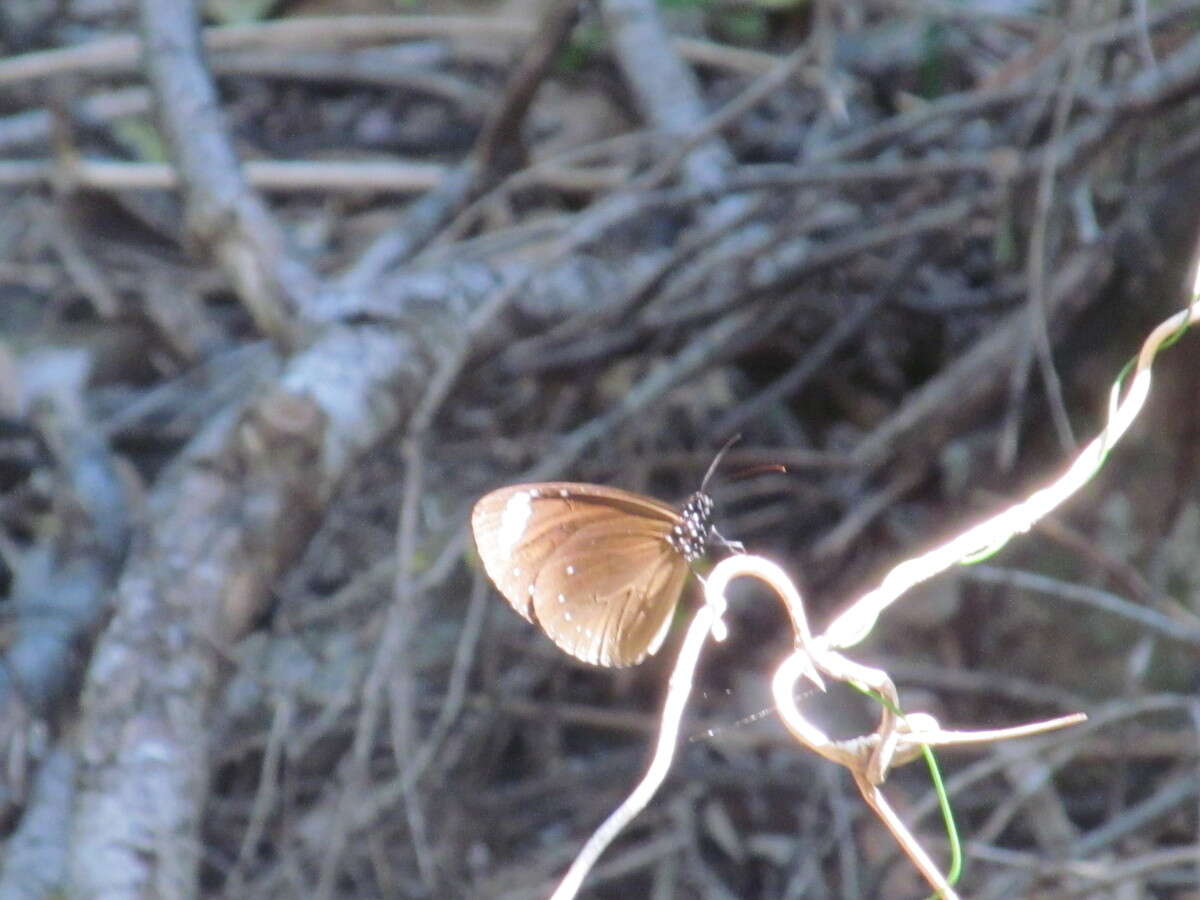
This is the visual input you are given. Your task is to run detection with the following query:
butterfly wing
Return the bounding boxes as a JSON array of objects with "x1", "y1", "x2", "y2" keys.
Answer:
[
  {"x1": 530, "y1": 523, "x2": 689, "y2": 666},
  {"x1": 471, "y1": 483, "x2": 691, "y2": 667}
]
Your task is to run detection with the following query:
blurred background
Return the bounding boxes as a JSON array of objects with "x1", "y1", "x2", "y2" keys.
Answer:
[{"x1": 1, "y1": 0, "x2": 1200, "y2": 897}]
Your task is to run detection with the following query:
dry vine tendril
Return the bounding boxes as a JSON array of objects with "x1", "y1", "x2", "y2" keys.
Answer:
[{"x1": 473, "y1": 275, "x2": 1200, "y2": 898}]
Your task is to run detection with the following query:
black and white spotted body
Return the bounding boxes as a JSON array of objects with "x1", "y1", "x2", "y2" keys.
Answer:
[{"x1": 665, "y1": 491, "x2": 714, "y2": 562}]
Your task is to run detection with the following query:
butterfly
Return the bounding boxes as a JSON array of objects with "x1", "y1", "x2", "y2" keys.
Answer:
[
  {"x1": 471, "y1": 480, "x2": 719, "y2": 666},
  {"x1": 470, "y1": 435, "x2": 763, "y2": 668}
]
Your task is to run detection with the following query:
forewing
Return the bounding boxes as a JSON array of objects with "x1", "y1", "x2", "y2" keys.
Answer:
[{"x1": 470, "y1": 483, "x2": 678, "y2": 624}]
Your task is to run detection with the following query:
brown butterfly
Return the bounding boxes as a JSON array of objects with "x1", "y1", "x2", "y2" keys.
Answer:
[
  {"x1": 470, "y1": 441, "x2": 747, "y2": 667},
  {"x1": 471, "y1": 481, "x2": 719, "y2": 666}
]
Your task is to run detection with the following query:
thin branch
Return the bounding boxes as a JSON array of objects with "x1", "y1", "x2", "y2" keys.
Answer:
[
  {"x1": 550, "y1": 584, "x2": 729, "y2": 900},
  {"x1": 137, "y1": 0, "x2": 319, "y2": 346}
]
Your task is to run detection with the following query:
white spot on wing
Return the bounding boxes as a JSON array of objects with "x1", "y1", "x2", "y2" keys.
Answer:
[
  {"x1": 566, "y1": 565, "x2": 575, "y2": 575},
  {"x1": 498, "y1": 491, "x2": 533, "y2": 554}
]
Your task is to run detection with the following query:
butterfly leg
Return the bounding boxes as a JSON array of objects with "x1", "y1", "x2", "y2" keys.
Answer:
[{"x1": 711, "y1": 527, "x2": 744, "y2": 554}]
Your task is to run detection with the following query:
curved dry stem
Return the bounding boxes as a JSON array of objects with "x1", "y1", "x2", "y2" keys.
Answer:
[
  {"x1": 853, "y1": 772, "x2": 960, "y2": 900},
  {"x1": 549, "y1": 586, "x2": 728, "y2": 900},
  {"x1": 755, "y1": 550, "x2": 1091, "y2": 898},
  {"x1": 702, "y1": 554, "x2": 825, "y2": 690},
  {"x1": 771, "y1": 640, "x2": 1085, "y2": 897},
  {"x1": 823, "y1": 293, "x2": 1200, "y2": 651},
  {"x1": 552, "y1": 553, "x2": 829, "y2": 899}
]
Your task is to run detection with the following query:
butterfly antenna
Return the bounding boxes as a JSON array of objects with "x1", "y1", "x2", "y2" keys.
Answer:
[
  {"x1": 700, "y1": 434, "x2": 741, "y2": 493},
  {"x1": 728, "y1": 463, "x2": 787, "y2": 481}
]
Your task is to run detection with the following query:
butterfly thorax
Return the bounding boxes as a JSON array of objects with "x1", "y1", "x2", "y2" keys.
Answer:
[{"x1": 665, "y1": 491, "x2": 714, "y2": 562}]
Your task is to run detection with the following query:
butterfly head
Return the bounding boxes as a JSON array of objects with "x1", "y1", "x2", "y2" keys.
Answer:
[{"x1": 667, "y1": 491, "x2": 715, "y2": 562}]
